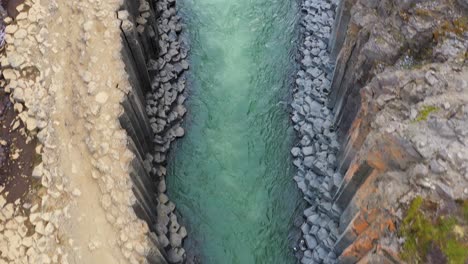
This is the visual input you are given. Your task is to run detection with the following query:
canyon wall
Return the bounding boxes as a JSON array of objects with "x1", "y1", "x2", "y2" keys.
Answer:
[
  {"x1": 0, "y1": 0, "x2": 466, "y2": 263},
  {"x1": 324, "y1": 0, "x2": 467, "y2": 262}
]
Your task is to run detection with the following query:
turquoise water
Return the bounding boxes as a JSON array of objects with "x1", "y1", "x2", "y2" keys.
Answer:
[{"x1": 166, "y1": 0, "x2": 300, "y2": 262}]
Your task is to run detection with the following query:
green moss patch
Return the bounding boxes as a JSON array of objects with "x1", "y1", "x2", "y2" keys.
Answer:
[
  {"x1": 399, "y1": 197, "x2": 468, "y2": 264},
  {"x1": 415, "y1": 105, "x2": 439, "y2": 122}
]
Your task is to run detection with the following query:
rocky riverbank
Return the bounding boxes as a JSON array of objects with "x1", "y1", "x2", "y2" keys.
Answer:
[
  {"x1": 291, "y1": 0, "x2": 341, "y2": 263},
  {"x1": 292, "y1": 0, "x2": 468, "y2": 263},
  {"x1": 143, "y1": 0, "x2": 189, "y2": 261}
]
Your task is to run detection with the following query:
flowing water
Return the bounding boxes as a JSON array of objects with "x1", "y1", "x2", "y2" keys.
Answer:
[{"x1": 167, "y1": 0, "x2": 300, "y2": 263}]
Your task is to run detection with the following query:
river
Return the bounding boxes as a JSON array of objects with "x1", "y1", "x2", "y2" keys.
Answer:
[{"x1": 166, "y1": 0, "x2": 301, "y2": 262}]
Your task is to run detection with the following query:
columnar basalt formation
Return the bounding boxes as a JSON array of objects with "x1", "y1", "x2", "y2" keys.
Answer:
[
  {"x1": 293, "y1": 0, "x2": 468, "y2": 263},
  {"x1": 118, "y1": 0, "x2": 188, "y2": 262},
  {"x1": 0, "y1": 0, "x2": 466, "y2": 263},
  {"x1": 291, "y1": 0, "x2": 343, "y2": 263}
]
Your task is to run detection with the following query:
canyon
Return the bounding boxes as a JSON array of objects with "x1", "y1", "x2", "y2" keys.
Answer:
[{"x1": 0, "y1": 0, "x2": 467, "y2": 263}]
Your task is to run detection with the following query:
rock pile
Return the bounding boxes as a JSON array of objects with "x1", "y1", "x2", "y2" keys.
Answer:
[
  {"x1": 0, "y1": 2, "x2": 71, "y2": 262},
  {"x1": 143, "y1": 0, "x2": 189, "y2": 262},
  {"x1": 291, "y1": 0, "x2": 341, "y2": 263},
  {"x1": 0, "y1": 189, "x2": 73, "y2": 264}
]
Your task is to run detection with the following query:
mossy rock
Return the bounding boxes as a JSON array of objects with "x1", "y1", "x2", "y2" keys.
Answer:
[
  {"x1": 433, "y1": 16, "x2": 468, "y2": 43},
  {"x1": 415, "y1": 105, "x2": 439, "y2": 122},
  {"x1": 399, "y1": 196, "x2": 468, "y2": 264}
]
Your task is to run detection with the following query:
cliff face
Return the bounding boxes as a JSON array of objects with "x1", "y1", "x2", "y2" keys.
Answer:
[{"x1": 329, "y1": 0, "x2": 468, "y2": 262}]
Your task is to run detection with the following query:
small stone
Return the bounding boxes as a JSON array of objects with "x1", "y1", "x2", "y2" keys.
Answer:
[
  {"x1": 317, "y1": 227, "x2": 329, "y2": 241},
  {"x1": 0, "y1": 196, "x2": 6, "y2": 208},
  {"x1": 3, "y1": 69, "x2": 17, "y2": 80},
  {"x1": 137, "y1": 16, "x2": 147, "y2": 25},
  {"x1": 135, "y1": 242, "x2": 145, "y2": 255},
  {"x1": 302, "y1": 146, "x2": 314, "y2": 156},
  {"x1": 158, "y1": 194, "x2": 169, "y2": 204},
  {"x1": 44, "y1": 222, "x2": 55, "y2": 235},
  {"x1": 301, "y1": 223, "x2": 311, "y2": 235},
  {"x1": 429, "y1": 159, "x2": 446, "y2": 174},
  {"x1": 32, "y1": 163, "x2": 44, "y2": 178},
  {"x1": 317, "y1": 246, "x2": 328, "y2": 260},
  {"x1": 307, "y1": 67, "x2": 322, "y2": 78},
  {"x1": 304, "y1": 207, "x2": 315, "y2": 218},
  {"x1": 117, "y1": 10, "x2": 129, "y2": 20},
  {"x1": 72, "y1": 188, "x2": 82, "y2": 197},
  {"x1": 3, "y1": 203, "x2": 14, "y2": 219},
  {"x1": 169, "y1": 219, "x2": 180, "y2": 233},
  {"x1": 181, "y1": 60, "x2": 189, "y2": 70},
  {"x1": 83, "y1": 21, "x2": 94, "y2": 32},
  {"x1": 8, "y1": 54, "x2": 25, "y2": 68},
  {"x1": 174, "y1": 127, "x2": 184, "y2": 137},
  {"x1": 15, "y1": 12, "x2": 28, "y2": 21},
  {"x1": 5, "y1": 25, "x2": 18, "y2": 34},
  {"x1": 175, "y1": 105, "x2": 186, "y2": 117},
  {"x1": 167, "y1": 248, "x2": 184, "y2": 263},
  {"x1": 158, "y1": 180, "x2": 166, "y2": 193},
  {"x1": 26, "y1": 117, "x2": 37, "y2": 131},
  {"x1": 411, "y1": 164, "x2": 428, "y2": 177},
  {"x1": 169, "y1": 232, "x2": 182, "y2": 247},
  {"x1": 307, "y1": 214, "x2": 319, "y2": 225},
  {"x1": 291, "y1": 147, "x2": 301, "y2": 157},
  {"x1": 22, "y1": 237, "x2": 33, "y2": 247},
  {"x1": 14, "y1": 29, "x2": 27, "y2": 39},
  {"x1": 158, "y1": 234, "x2": 170, "y2": 247},
  {"x1": 305, "y1": 235, "x2": 317, "y2": 249},
  {"x1": 436, "y1": 182, "x2": 454, "y2": 199},
  {"x1": 35, "y1": 221, "x2": 46, "y2": 235},
  {"x1": 95, "y1": 92, "x2": 109, "y2": 104},
  {"x1": 304, "y1": 156, "x2": 315, "y2": 168},
  {"x1": 178, "y1": 226, "x2": 187, "y2": 238}
]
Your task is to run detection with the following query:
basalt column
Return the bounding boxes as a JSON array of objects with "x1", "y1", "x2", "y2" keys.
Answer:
[{"x1": 117, "y1": 0, "x2": 188, "y2": 263}]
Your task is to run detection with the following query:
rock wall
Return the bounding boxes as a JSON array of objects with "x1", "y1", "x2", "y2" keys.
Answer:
[
  {"x1": 330, "y1": 0, "x2": 468, "y2": 261},
  {"x1": 293, "y1": 0, "x2": 467, "y2": 263}
]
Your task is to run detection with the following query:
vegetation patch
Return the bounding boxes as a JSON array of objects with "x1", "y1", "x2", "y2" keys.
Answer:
[
  {"x1": 433, "y1": 16, "x2": 468, "y2": 43},
  {"x1": 399, "y1": 196, "x2": 468, "y2": 264},
  {"x1": 415, "y1": 105, "x2": 439, "y2": 122}
]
